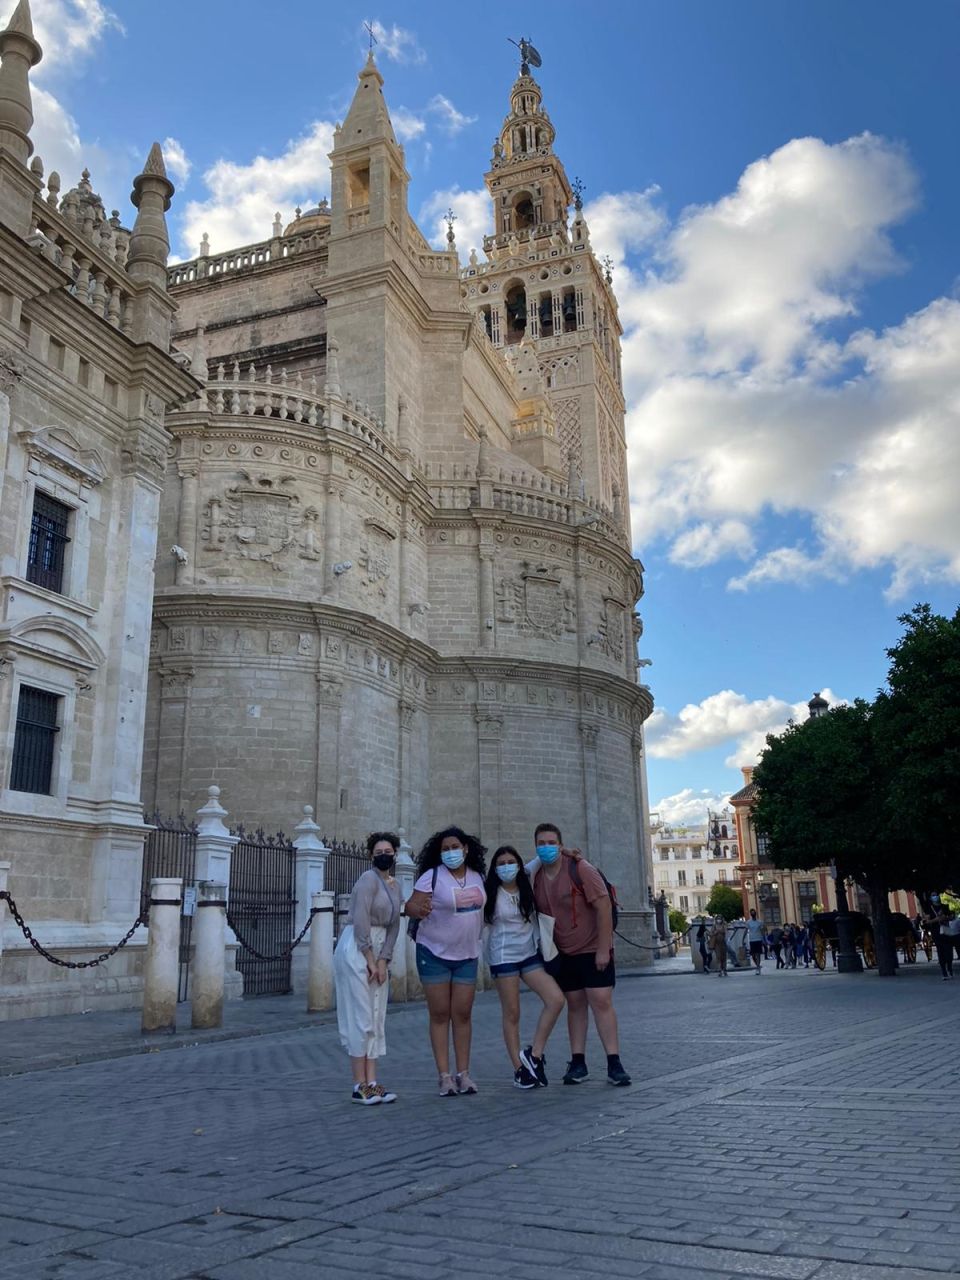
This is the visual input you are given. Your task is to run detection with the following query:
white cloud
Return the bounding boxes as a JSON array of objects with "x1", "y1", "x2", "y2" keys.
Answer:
[
  {"x1": 646, "y1": 688, "x2": 846, "y2": 767},
  {"x1": 420, "y1": 186, "x2": 491, "y2": 259},
  {"x1": 161, "y1": 136, "x2": 191, "y2": 187},
  {"x1": 177, "y1": 121, "x2": 335, "y2": 259},
  {"x1": 607, "y1": 132, "x2": 960, "y2": 597},
  {"x1": 364, "y1": 19, "x2": 425, "y2": 65},
  {"x1": 392, "y1": 108, "x2": 426, "y2": 143},
  {"x1": 428, "y1": 94, "x2": 477, "y2": 137},
  {"x1": 21, "y1": 0, "x2": 122, "y2": 75},
  {"x1": 651, "y1": 788, "x2": 732, "y2": 827},
  {"x1": 670, "y1": 519, "x2": 755, "y2": 568}
]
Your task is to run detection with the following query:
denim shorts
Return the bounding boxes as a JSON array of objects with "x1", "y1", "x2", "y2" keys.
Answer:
[
  {"x1": 490, "y1": 950, "x2": 545, "y2": 978},
  {"x1": 415, "y1": 943, "x2": 478, "y2": 986}
]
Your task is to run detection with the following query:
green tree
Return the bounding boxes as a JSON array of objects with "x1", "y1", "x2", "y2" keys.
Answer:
[
  {"x1": 753, "y1": 699, "x2": 901, "y2": 975},
  {"x1": 705, "y1": 882, "x2": 743, "y2": 922},
  {"x1": 873, "y1": 603, "x2": 960, "y2": 897},
  {"x1": 668, "y1": 907, "x2": 688, "y2": 936}
]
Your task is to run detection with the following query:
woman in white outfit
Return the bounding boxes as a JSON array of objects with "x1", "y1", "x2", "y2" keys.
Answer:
[
  {"x1": 334, "y1": 831, "x2": 403, "y2": 1105},
  {"x1": 484, "y1": 845, "x2": 565, "y2": 1089}
]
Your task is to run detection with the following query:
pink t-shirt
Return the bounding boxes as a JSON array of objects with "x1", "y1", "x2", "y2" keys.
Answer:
[{"x1": 413, "y1": 866, "x2": 485, "y2": 961}]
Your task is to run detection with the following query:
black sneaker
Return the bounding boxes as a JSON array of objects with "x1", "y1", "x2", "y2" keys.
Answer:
[
  {"x1": 514, "y1": 1065, "x2": 537, "y2": 1090},
  {"x1": 562, "y1": 1059, "x2": 589, "y2": 1085},
  {"x1": 519, "y1": 1045, "x2": 548, "y2": 1087},
  {"x1": 607, "y1": 1063, "x2": 632, "y2": 1087}
]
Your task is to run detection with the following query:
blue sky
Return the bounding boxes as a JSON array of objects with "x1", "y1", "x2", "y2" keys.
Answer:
[{"x1": 16, "y1": 0, "x2": 960, "y2": 825}]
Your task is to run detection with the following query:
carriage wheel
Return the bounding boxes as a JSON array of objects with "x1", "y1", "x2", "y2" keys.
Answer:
[
  {"x1": 862, "y1": 932, "x2": 877, "y2": 968},
  {"x1": 813, "y1": 934, "x2": 827, "y2": 970},
  {"x1": 904, "y1": 937, "x2": 917, "y2": 963}
]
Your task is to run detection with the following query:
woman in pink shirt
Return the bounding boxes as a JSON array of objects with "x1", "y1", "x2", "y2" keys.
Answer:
[{"x1": 409, "y1": 825, "x2": 487, "y2": 1097}]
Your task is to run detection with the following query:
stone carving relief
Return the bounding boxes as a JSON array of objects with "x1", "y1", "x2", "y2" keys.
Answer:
[
  {"x1": 588, "y1": 597, "x2": 625, "y2": 662},
  {"x1": 201, "y1": 472, "x2": 319, "y2": 570},
  {"x1": 358, "y1": 519, "x2": 395, "y2": 598},
  {"x1": 0, "y1": 347, "x2": 25, "y2": 396},
  {"x1": 159, "y1": 667, "x2": 194, "y2": 698},
  {"x1": 495, "y1": 562, "x2": 576, "y2": 640}
]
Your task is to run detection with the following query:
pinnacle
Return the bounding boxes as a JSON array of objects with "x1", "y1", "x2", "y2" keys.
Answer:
[
  {"x1": 143, "y1": 141, "x2": 168, "y2": 178},
  {"x1": 4, "y1": 0, "x2": 34, "y2": 37}
]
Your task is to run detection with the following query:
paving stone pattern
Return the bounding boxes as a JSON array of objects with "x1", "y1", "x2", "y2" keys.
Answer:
[{"x1": 0, "y1": 965, "x2": 958, "y2": 1279}]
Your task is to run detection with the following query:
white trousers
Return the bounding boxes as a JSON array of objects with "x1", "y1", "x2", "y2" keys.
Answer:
[{"x1": 333, "y1": 924, "x2": 388, "y2": 1059}]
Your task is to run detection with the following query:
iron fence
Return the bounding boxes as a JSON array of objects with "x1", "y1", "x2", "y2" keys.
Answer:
[
  {"x1": 228, "y1": 825, "x2": 296, "y2": 996},
  {"x1": 141, "y1": 812, "x2": 197, "y2": 1001},
  {"x1": 324, "y1": 838, "x2": 370, "y2": 934}
]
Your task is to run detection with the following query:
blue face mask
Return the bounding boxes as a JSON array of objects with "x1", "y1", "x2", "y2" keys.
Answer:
[
  {"x1": 496, "y1": 863, "x2": 519, "y2": 883},
  {"x1": 537, "y1": 844, "x2": 560, "y2": 865},
  {"x1": 441, "y1": 848, "x2": 465, "y2": 870}
]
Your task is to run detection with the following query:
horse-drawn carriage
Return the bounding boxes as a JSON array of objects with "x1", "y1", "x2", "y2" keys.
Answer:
[{"x1": 810, "y1": 909, "x2": 919, "y2": 969}]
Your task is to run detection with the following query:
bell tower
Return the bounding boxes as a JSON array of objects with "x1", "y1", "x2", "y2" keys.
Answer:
[{"x1": 463, "y1": 48, "x2": 629, "y2": 532}]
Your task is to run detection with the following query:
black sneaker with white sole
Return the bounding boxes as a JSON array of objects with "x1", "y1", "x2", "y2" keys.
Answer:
[
  {"x1": 562, "y1": 1059, "x2": 589, "y2": 1085},
  {"x1": 519, "y1": 1045, "x2": 548, "y2": 1087},
  {"x1": 514, "y1": 1064, "x2": 537, "y2": 1089},
  {"x1": 607, "y1": 1063, "x2": 632, "y2": 1087}
]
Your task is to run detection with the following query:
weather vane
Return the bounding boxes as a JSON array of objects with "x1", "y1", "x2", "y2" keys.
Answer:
[
  {"x1": 571, "y1": 176, "x2": 585, "y2": 211},
  {"x1": 444, "y1": 207, "x2": 458, "y2": 248},
  {"x1": 508, "y1": 35, "x2": 542, "y2": 76},
  {"x1": 363, "y1": 21, "x2": 379, "y2": 52}
]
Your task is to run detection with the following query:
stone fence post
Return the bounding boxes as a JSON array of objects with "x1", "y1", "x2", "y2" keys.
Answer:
[
  {"x1": 191, "y1": 881, "x2": 226, "y2": 1030},
  {"x1": 307, "y1": 889, "x2": 336, "y2": 1012},
  {"x1": 395, "y1": 829, "x2": 420, "y2": 1000},
  {"x1": 291, "y1": 805, "x2": 329, "y2": 993},
  {"x1": 195, "y1": 786, "x2": 238, "y2": 886},
  {"x1": 0, "y1": 861, "x2": 9, "y2": 969},
  {"x1": 142, "y1": 876, "x2": 182, "y2": 1035}
]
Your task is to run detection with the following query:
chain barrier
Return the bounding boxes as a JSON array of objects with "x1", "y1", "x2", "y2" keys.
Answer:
[
  {"x1": 0, "y1": 889, "x2": 145, "y2": 969},
  {"x1": 225, "y1": 907, "x2": 317, "y2": 962},
  {"x1": 614, "y1": 928, "x2": 686, "y2": 953}
]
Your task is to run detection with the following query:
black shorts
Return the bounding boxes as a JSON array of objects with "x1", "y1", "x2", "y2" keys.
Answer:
[
  {"x1": 545, "y1": 949, "x2": 616, "y2": 992},
  {"x1": 749, "y1": 941, "x2": 764, "y2": 959}
]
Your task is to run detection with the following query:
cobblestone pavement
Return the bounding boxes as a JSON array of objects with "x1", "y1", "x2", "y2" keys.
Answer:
[{"x1": 0, "y1": 964, "x2": 957, "y2": 1280}]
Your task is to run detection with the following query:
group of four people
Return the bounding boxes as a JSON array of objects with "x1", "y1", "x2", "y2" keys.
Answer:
[{"x1": 333, "y1": 822, "x2": 632, "y2": 1104}]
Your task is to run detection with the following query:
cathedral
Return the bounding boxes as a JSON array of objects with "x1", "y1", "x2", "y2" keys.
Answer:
[{"x1": 0, "y1": 4, "x2": 656, "y2": 1017}]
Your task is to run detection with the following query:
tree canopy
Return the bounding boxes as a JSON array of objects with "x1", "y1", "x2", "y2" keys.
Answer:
[
  {"x1": 705, "y1": 882, "x2": 743, "y2": 921},
  {"x1": 751, "y1": 603, "x2": 959, "y2": 975}
]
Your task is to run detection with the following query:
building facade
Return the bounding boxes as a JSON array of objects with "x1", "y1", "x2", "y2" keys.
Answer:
[
  {"x1": 650, "y1": 810, "x2": 740, "y2": 919},
  {"x1": 141, "y1": 56, "x2": 656, "y2": 930},
  {"x1": 0, "y1": 1, "x2": 195, "y2": 1015}
]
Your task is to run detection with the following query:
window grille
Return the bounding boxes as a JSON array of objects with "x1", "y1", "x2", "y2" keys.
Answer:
[
  {"x1": 27, "y1": 492, "x2": 71, "y2": 594},
  {"x1": 10, "y1": 685, "x2": 60, "y2": 794}
]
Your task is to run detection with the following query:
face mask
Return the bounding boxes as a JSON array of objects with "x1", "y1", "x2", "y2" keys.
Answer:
[
  {"x1": 372, "y1": 853, "x2": 395, "y2": 872},
  {"x1": 496, "y1": 863, "x2": 519, "y2": 884},
  {"x1": 441, "y1": 848, "x2": 465, "y2": 870},
  {"x1": 537, "y1": 844, "x2": 560, "y2": 865}
]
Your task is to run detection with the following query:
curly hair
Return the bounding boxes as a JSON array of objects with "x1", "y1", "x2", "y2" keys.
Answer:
[
  {"x1": 484, "y1": 845, "x2": 536, "y2": 924},
  {"x1": 416, "y1": 825, "x2": 486, "y2": 878},
  {"x1": 366, "y1": 831, "x2": 400, "y2": 856}
]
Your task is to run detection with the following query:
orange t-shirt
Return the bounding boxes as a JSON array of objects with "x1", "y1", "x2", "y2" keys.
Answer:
[{"x1": 533, "y1": 859, "x2": 610, "y2": 956}]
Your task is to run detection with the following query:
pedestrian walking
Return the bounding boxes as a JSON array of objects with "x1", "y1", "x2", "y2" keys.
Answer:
[
  {"x1": 924, "y1": 905, "x2": 956, "y2": 980},
  {"x1": 409, "y1": 826, "x2": 487, "y2": 1095},
  {"x1": 795, "y1": 923, "x2": 810, "y2": 968},
  {"x1": 696, "y1": 919, "x2": 712, "y2": 973},
  {"x1": 783, "y1": 923, "x2": 796, "y2": 968},
  {"x1": 745, "y1": 909, "x2": 765, "y2": 974},
  {"x1": 483, "y1": 846, "x2": 565, "y2": 1089},
  {"x1": 529, "y1": 822, "x2": 632, "y2": 1086},
  {"x1": 769, "y1": 924, "x2": 784, "y2": 969},
  {"x1": 709, "y1": 916, "x2": 728, "y2": 976},
  {"x1": 333, "y1": 831, "x2": 403, "y2": 1105}
]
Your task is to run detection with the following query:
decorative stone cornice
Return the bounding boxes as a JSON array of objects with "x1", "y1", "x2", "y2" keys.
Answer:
[{"x1": 18, "y1": 426, "x2": 105, "y2": 487}]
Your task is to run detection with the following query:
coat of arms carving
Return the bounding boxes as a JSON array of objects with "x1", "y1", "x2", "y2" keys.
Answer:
[
  {"x1": 201, "y1": 472, "x2": 318, "y2": 571},
  {"x1": 495, "y1": 563, "x2": 576, "y2": 640}
]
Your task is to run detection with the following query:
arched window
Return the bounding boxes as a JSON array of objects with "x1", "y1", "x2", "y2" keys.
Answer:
[
  {"x1": 512, "y1": 192, "x2": 535, "y2": 230},
  {"x1": 504, "y1": 283, "x2": 527, "y2": 344},
  {"x1": 538, "y1": 293, "x2": 554, "y2": 337}
]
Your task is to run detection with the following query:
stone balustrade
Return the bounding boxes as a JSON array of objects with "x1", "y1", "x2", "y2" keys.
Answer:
[
  {"x1": 31, "y1": 198, "x2": 135, "y2": 334},
  {"x1": 425, "y1": 467, "x2": 622, "y2": 542},
  {"x1": 196, "y1": 363, "x2": 389, "y2": 456},
  {"x1": 167, "y1": 228, "x2": 327, "y2": 287}
]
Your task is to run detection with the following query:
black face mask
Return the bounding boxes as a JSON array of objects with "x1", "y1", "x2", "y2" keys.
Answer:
[{"x1": 372, "y1": 853, "x2": 395, "y2": 872}]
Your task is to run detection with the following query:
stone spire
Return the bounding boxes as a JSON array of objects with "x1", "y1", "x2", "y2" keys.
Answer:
[
  {"x1": 339, "y1": 49, "x2": 397, "y2": 147},
  {"x1": 127, "y1": 142, "x2": 174, "y2": 288},
  {"x1": 0, "y1": 0, "x2": 42, "y2": 164}
]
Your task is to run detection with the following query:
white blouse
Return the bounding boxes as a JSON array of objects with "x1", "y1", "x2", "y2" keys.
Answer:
[{"x1": 486, "y1": 886, "x2": 540, "y2": 967}]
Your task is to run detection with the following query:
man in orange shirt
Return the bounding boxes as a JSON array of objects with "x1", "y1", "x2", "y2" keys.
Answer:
[{"x1": 527, "y1": 822, "x2": 631, "y2": 1087}]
